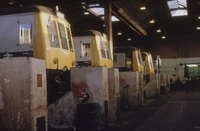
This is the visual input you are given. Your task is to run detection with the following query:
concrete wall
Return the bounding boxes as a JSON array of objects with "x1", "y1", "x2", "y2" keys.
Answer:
[
  {"x1": 119, "y1": 72, "x2": 139, "y2": 110},
  {"x1": 0, "y1": 57, "x2": 47, "y2": 131},
  {"x1": 108, "y1": 68, "x2": 120, "y2": 123},
  {"x1": 139, "y1": 72, "x2": 144, "y2": 105},
  {"x1": 147, "y1": 37, "x2": 200, "y2": 59},
  {"x1": 144, "y1": 73, "x2": 160, "y2": 98},
  {"x1": 70, "y1": 66, "x2": 108, "y2": 126},
  {"x1": 48, "y1": 92, "x2": 76, "y2": 129}
]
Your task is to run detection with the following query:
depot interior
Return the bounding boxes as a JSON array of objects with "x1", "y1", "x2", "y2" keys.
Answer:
[
  {"x1": 1, "y1": 0, "x2": 199, "y2": 80},
  {"x1": 1, "y1": 0, "x2": 200, "y2": 130}
]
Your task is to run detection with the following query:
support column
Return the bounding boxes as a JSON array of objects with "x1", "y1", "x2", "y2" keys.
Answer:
[{"x1": 104, "y1": 1, "x2": 113, "y2": 59}]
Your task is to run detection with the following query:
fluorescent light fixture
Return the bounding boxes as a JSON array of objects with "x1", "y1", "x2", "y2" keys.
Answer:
[
  {"x1": 117, "y1": 32, "x2": 122, "y2": 35},
  {"x1": 187, "y1": 64, "x2": 198, "y2": 67},
  {"x1": 156, "y1": 29, "x2": 161, "y2": 33},
  {"x1": 149, "y1": 19, "x2": 155, "y2": 24},
  {"x1": 197, "y1": 27, "x2": 200, "y2": 30},
  {"x1": 84, "y1": 12, "x2": 89, "y2": 15},
  {"x1": 162, "y1": 36, "x2": 166, "y2": 39},
  {"x1": 140, "y1": 6, "x2": 146, "y2": 10},
  {"x1": 89, "y1": 4, "x2": 100, "y2": 7},
  {"x1": 127, "y1": 38, "x2": 131, "y2": 41}
]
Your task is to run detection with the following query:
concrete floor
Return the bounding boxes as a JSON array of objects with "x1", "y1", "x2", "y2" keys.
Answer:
[{"x1": 106, "y1": 88, "x2": 200, "y2": 131}]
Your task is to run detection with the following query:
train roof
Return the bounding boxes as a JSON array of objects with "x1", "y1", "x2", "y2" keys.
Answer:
[
  {"x1": 0, "y1": 5, "x2": 55, "y2": 16},
  {"x1": 74, "y1": 30, "x2": 104, "y2": 37},
  {"x1": 114, "y1": 46, "x2": 140, "y2": 53}
]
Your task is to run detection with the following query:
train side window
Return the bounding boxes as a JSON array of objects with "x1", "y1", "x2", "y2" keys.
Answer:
[
  {"x1": 66, "y1": 27, "x2": 74, "y2": 52},
  {"x1": 100, "y1": 40, "x2": 106, "y2": 58},
  {"x1": 105, "y1": 42, "x2": 111, "y2": 59},
  {"x1": 58, "y1": 23, "x2": 68, "y2": 50},
  {"x1": 46, "y1": 19, "x2": 60, "y2": 48},
  {"x1": 19, "y1": 23, "x2": 32, "y2": 44},
  {"x1": 82, "y1": 43, "x2": 90, "y2": 57}
]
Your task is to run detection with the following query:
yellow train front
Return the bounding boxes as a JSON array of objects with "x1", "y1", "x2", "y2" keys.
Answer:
[
  {"x1": 113, "y1": 46, "x2": 144, "y2": 73},
  {"x1": 0, "y1": 5, "x2": 75, "y2": 105},
  {"x1": 73, "y1": 30, "x2": 113, "y2": 68}
]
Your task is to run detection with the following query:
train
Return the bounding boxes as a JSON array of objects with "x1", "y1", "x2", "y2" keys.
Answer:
[
  {"x1": 73, "y1": 30, "x2": 113, "y2": 68},
  {"x1": 142, "y1": 52, "x2": 155, "y2": 75},
  {"x1": 0, "y1": 5, "x2": 75, "y2": 104},
  {"x1": 113, "y1": 46, "x2": 144, "y2": 72}
]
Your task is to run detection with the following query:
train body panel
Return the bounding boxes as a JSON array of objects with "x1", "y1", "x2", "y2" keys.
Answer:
[{"x1": 73, "y1": 30, "x2": 112, "y2": 68}]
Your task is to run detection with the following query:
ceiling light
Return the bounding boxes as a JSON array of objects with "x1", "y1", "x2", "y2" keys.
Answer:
[
  {"x1": 156, "y1": 29, "x2": 161, "y2": 33},
  {"x1": 140, "y1": 6, "x2": 146, "y2": 10},
  {"x1": 198, "y1": 16, "x2": 200, "y2": 19},
  {"x1": 197, "y1": 27, "x2": 200, "y2": 30},
  {"x1": 103, "y1": 25, "x2": 105, "y2": 27},
  {"x1": 162, "y1": 36, "x2": 166, "y2": 39},
  {"x1": 117, "y1": 32, "x2": 122, "y2": 35},
  {"x1": 84, "y1": 12, "x2": 89, "y2": 15},
  {"x1": 127, "y1": 38, "x2": 131, "y2": 41},
  {"x1": 81, "y1": 2, "x2": 86, "y2": 5},
  {"x1": 149, "y1": 19, "x2": 155, "y2": 24}
]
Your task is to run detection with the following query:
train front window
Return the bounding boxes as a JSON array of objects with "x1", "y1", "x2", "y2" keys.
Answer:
[
  {"x1": 19, "y1": 23, "x2": 32, "y2": 44},
  {"x1": 46, "y1": 19, "x2": 59, "y2": 48},
  {"x1": 100, "y1": 40, "x2": 106, "y2": 58},
  {"x1": 105, "y1": 42, "x2": 111, "y2": 59},
  {"x1": 66, "y1": 27, "x2": 73, "y2": 52},
  {"x1": 58, "y1": 23, "x2": 68, "y2": 49}
]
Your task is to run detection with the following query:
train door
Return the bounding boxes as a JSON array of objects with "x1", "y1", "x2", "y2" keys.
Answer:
[{"x1": 18, "y1": 15, "x2": 34, "y2": 53}]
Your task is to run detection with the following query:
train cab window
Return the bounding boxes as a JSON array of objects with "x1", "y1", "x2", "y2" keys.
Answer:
[
  {"x1": 82, "y1": 43, "x2": 90, "y2": 56},
  {"x1": 100, "y1": 40, "x2": 106, "y2": 58},
  {"x1": 46, "y1": 19, "x2": 59, "y2": 48},
  {"x1": 19, "y1": 23, "x2": 32, "y2": 44},
  {"x1": 66, "y1": 27, "x2": 73, "y2": 52},
  {"x1": 149, "y1": 56, "x2": 154, "y2": 68},
  {"x1": 58, "y1": 23, "x2": 68, "y2": 49},
  {"x1": 137, "y1": 53, "x2": 142, "y2": 65},
  {"x1": 105, "y1": 42, "x2": 111, "y2": 59}
]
